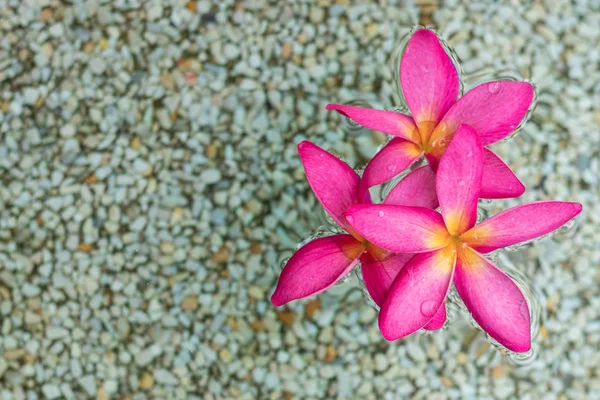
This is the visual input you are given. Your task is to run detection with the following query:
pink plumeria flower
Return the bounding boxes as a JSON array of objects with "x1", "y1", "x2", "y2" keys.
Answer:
[
  {"x1": 345, "y1": 125, "x2": 582, "y2": 352},
  {"x1": 271, "y1": 141, "x2": 440, "y2": 312},
  {"x1": 327, "y1": 28, "x2": 534, "y2": 200}
]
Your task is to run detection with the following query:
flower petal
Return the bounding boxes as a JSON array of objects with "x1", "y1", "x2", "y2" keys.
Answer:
[
  {"x1": 400, "y1": 28, "x2": 459, "y2": 142},
  {"x1": 429, "y1": 81, "x2": 534, "y2": 147},
  {"x1": 383, "y1": 165, "x2": 438, "y2": 209},
  {"x1": 271, "y1": 234, "x2": 364, "y2": 306},
  {"x1": 360, "y1": 251, "x2": 413, "y2": 307},
  {"x1": 378, "y1": 247, "x2": 456, "y2": 341},
  {"x1": 461, "y1": 201, "x2": 583, "y2": 253},
  {"x1": 423, "y1": 304, "x2": 446, "y2": 330},
  {"x1": 454, "y1": 247, "x2": 530, "y2": 352},
  {"x1": 359, "y1": 138, "x2": 422, "y2": 196},
  {"x1": 298, "y1": 140, "x2": 360, "y2": 230},
  {"x1": 326, "y1": 104, "x2": 420, "y2": 144},
  {"x1": 436, "y1": 125, "x2": 483, "y2": 235},
  {"x1": 346, "y1": 204, "x2": 450, "y2": 253},
  {"x1": 480, "y1": 147, "x2": 525, "y2": 199}
]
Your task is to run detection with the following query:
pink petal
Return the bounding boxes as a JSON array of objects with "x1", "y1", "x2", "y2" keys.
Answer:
[
  {"x1": 436, "y1": 125, "x2": 483, "y2": 235},
  {"x1": 271, "y1": 234, "x2": 364, "y2": 306},
  {"x1": 423, "y1": 304, "x2": 447, "y2": 330},
  {"x1": 383, "y1": 165, "x2": 438, "y2": 209},
  {"x1": 480, "y1": 148, "x2": 525, "y2": 199},
  {"x1": 346, "y1": 204, "x2": 450, "y2": 253},
  {"x1": 454, "y1": 247, "x2": 531, "y2": 352},
  {"x1": 429, "y1": 81, "x2": 534, "y2": 147},
  {"x1": 360, "y1": 251, "x2": 413, "y2": 307},
  {"x1": 400, "y1": 28, "x2": 459, "y2": 141},
  {"x1": 325, "y1": 104, "x2": 420, "y2": 144},
  {"x1": 359, "y1": 138, "x2": 422, "y2": 196},
  {"x1": 378, "y1": 247, "x2": 456, "y2": 341},
  {"x1": 461, "y1": 201, "x2": 583, "y2": 253},
  {"x1": 298, "y1": 141, "x2": 360, "y2": 230}
]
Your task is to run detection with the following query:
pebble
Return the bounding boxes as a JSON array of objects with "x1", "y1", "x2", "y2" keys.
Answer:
[{"x1": 0, "y1": 2, "x2": 596, "y2": 400}]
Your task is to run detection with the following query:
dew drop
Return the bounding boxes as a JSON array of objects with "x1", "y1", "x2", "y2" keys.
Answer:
[
  {"x1": 346, "y1": 215, "x2": 354, "y2": 224},
  {"x1": 378, "y1": 210, "x2": 385, "y2": 217},
  {"x1": 488, "y1": 82, "x2": 500, "y2": 94},
  {"x1": 387, "y1": 164, "x2": 397, "y2": 172},
  {"x1": 466, "y1": 151, "x2": 472, "y2": 157},
  {"x1": 420, "y1": 300, "x2": 438, "y2": 318},
  {"x1": 458, "y1": 180, "x2": 465, "y2": 186}
]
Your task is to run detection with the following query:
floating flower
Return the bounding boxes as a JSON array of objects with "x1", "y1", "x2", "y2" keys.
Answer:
[
  {"x1": 345, "y1": 125, "x2": 582, "y2": 352},
  {"x1": 327, "y1": 28, "x2": 534, "y2": 200},
  {"x1": 271, "y1": 141, "x2": 439, "y2": 312}
]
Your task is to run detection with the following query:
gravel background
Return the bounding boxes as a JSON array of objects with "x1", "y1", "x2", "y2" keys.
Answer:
[{"x1": 0, "y1": 1, "x2": 599, "y2": 399}]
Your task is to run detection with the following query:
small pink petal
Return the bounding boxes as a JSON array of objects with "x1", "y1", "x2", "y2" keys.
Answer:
[
  {"x1": 359, "y1": 138, "x2": 422, "y2": 196},
  {"x1": 480, "y1": 147, "x2": 525, "y2": 199},
  {"x1": 298, "y1": 141, "x2": 360, "y2": 230},
  {"x1": 455, "y1": 247, "x2": 531, "y2": 352},
  {"x1": 346, "y1": 204, "x2": 450, "y2": 253},
  {"x1": 400, "y1": 28, "x2": 459, "y2": 141},
  {"x1": 360, "y1": 251, "x2": 413, "y2": 307},
  {"x1": 383, "y1": 165, "x2": 438, "y2": 209},
  {"x1": 436, "y1": 125, "x2": 483, "y2": 235},
  {"x1": 423, "y1": 304, "x2": 446, "y2": 330},
  {"x1": 378, "y1": 247, "x2": 456, "y2": 341},
  {"x1": 271, "y1": 234, "x2": 364, "y2": 306},
  {"x1": 430, "y1": 81, "x2": 534, "y2": 146},
  {"x1": 326, "y1": 104, "x2": 420, "y2": 144},
  {"x1": 461, "y1": 201, "x2": 583, "y2": 253}
]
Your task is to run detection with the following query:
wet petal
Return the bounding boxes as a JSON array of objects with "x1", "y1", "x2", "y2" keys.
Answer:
[
  {"x1": 346, "y1": 204, "x2": 450, "y2": 253},
  {"x1": 454, "y1": 247, "x2": 531, "y2": 352},
  {"x1": 423, "y1": 304, "x2": 446, "y2": 330},
  {"x1": 480, "y1": 148, "x2": 525, "y2": 199},
  {"x1": 436, "y1": 125, "x2": 483, "y2": 235},
  {"x1": 271, "y1": 234, "x2": 364, "y2": 306},
  {"x1": 429, "y1": 81, "x2": 534, "y2": 147},
  {"x1": 360, "y1": 251, "x2": 413, "y2": 307},
  {"x1": 298, "y1": 140, "x2": 360, "y2": 230},
  {"x1": 378, "y1": 247, "x2": 456, "y2": 341},
  {"x1": 461, "y1": 201, "x2": 583, "y2": 253},
  {"x1": 383, "y1": 165, "x2": 438, "y2": 209},
  {"x1": 326, "y1": 104, "x2": 420, "y2": 143},
  {"x1": 400, "y1": 28, "x2": 459, "y2": 141},
  {"x1": 359, "y1": 138, "x2": 422, "y2": 197}
]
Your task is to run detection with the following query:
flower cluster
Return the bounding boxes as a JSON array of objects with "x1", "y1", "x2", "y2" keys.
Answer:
[{"x1": 270, "y1": 28, "x2": 582, "y2": 352}]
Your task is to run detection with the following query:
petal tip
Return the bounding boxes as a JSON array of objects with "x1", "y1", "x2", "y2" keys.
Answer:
[{"x1": 270, "y1": 291, "x2": 286, "y2": 307}]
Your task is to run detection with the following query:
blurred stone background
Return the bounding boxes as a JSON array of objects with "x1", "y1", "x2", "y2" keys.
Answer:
[{"x1": 0, "y1": 0, "x2": 599, "y2": 399}]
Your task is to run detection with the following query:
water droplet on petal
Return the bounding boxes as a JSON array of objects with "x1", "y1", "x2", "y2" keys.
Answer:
[
  {"x1": 466, "y1": 151, "x2": 472, "y2": 157},
  {"x1": 378, "y1": 210, "x2": 385, "y2": 217},
  {"x1": 488, "y1": 82, "x2": 500, "y2": 94},
  {"x1": 458, "y1": 180, "x2": 465, "y2": 186},
  {"x1": 387, "y1": 164, "x2": 397, "y2": 172},
  {"x1": 346, "y1": 215, "x2": 354, "y2": 224},
  {"x1": 420, "y1": 300, "x2": 438, "y2": 318}
]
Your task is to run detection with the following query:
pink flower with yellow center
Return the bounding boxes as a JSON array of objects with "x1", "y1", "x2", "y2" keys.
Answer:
[
  {"x1": 327, "y1": 28, "x2": 534, "y2": 201},
  {"x1": 271, "y1": 141, "x2": 443, "y2": 319},
  {"x1": 345, "y1": 125, "x2": 582, "y2": 352}
]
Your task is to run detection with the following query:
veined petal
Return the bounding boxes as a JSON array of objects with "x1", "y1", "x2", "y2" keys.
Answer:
[
  {"x1": 359, "y1": 138, "x2": 422, "y2": 196},
  {"x1": 480, "y1": 147, "x2": 525, "y2": 199},
  {"x1": 429, "y1": 81, "x2": 534, "y2": 147},
  {"x1": 461, "y1": 201, "x2": 583, "y2": 253},
  {"x1": 383, "y1": 165, "x2": 438, "y2": 209},
  {"x1": 271, "y1": 234, "x2": 364, "y2": 306},
  {"x1": 346, "y1": 204, "x2": 449, "y2": 253},
  {"x1": 436, "y1": 125, "x2": 483, "y2": 235},
  {"x1": 423, "y1": 304, "x2": 446, "y2": 330},
  {"x1": 454, "y1": 247, "x2": 531, "y2": 352},
  {"x1": 400, "y1": 28, "x2": 459, "y2": 142},
  {"x1": 378, "y1": 247, "x2": 456, "y2": 341},
  {"x1": 298, "y1": 141, "x2": 360, "y2": 230},
  {"x1": 326, "y1": 104, "x2": 420, "y2": 144},
  {"x1": 360, "y1": 251, "x2": 413, "y2": 307}
]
